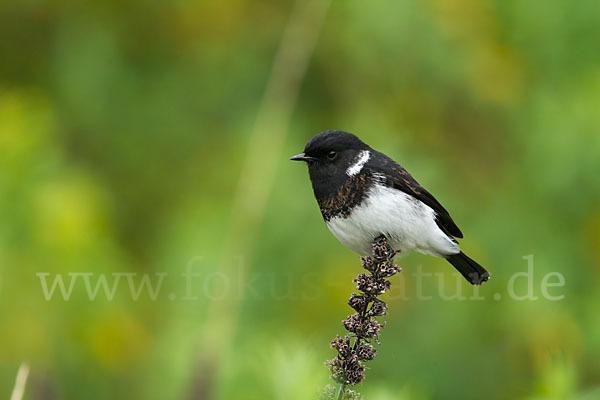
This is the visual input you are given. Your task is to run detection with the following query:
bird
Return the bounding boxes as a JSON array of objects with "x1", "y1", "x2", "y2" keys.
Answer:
[{"x1": 290, "y1": 130, "x2": 490, "y2": 285}]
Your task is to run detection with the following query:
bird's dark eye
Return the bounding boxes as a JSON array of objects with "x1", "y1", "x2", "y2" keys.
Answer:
[{"x1": 327, "y1": 151, "x2": 337, "y2": 160}]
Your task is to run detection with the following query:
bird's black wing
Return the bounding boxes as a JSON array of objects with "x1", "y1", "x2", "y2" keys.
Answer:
[{"x1": 369, "y1": 152, "x2": 464, "y2": 239}]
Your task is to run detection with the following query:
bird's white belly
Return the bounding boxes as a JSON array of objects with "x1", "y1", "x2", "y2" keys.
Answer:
[{"x1": 325, "y1": 184, "x2": 459, "y2": 257}]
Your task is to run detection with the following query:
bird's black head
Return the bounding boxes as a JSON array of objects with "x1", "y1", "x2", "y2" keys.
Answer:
[{"x1": 290, "y1": 130, "x2": 371, "y2": 193}]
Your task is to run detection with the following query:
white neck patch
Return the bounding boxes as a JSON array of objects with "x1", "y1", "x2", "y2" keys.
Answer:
[{"x1": 346, "y1": 150, "x2": 370, "y2": 176}]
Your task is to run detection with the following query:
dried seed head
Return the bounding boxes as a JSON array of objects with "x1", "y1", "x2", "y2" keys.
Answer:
[
  {"x1": 372, "y1": 236, "x2": 393, "y2": 261},
  {"x1": 379, "y1": 262, "x2": 401, "y2": 278},
  {"x1": 368, "y1": 299, "x2": 388, "y2": 317},
  {"x1": 353, "y1": 273, "x2": 389, "y2": 295},
  {"x1": 325, "y1": 357, "x2": 345, "y2": 384},
  {"x1": 356, "y1": 342, "x2": 377, "y2": 361},
  {"x1": 326, "y1": 236, "x2": 399, "y2": 395},
  {"x1": 341, "y1": 389, "x2": 363, "y2": 400},
  {"x1": 345, "y1": 365, "x2": 366, "y2": 386},
  {"x1": 343, "y1": 313, "x2": 383, "y2": 339},
  {"x1": 342, "y1": 313, "x2": 362, "y2": 334},
  {"x1": 348, "y1": 293, "x2": 368, "y2": 313},
  {"x1": 330, "y1": 335, "x2": 352, "y2": 358},
  {"x1": 360, "y1": 256, "x2": 377, "y2": 274}
]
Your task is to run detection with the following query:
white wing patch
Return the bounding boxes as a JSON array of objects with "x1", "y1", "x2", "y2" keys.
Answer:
[{"x1": 347, "y1": 150, "x2": 370, "y2": 176}]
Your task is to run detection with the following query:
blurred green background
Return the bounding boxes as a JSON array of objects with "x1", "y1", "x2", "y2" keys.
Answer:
[{"x1": 1, "y1": 0, "x2": 600, "y2": 399}]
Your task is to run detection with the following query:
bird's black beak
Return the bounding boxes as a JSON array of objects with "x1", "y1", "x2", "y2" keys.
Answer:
[{"x1": 290, "y1": 153, "x2": 315, "y2": 162}]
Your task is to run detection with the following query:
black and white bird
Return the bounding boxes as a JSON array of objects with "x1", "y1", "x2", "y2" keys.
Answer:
[{"x1": 291, "y1": 130, "x2": 490, "y2": 285}]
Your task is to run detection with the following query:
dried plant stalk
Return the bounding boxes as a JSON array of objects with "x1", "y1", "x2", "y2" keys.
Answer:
[{"x1": 324, "y1": 236, "x2": 401, "y2": 400}]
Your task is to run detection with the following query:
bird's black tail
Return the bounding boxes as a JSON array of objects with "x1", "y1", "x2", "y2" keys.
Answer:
[{"x1": 446, "y1": 252, "x2": 490, "y2": 285}]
